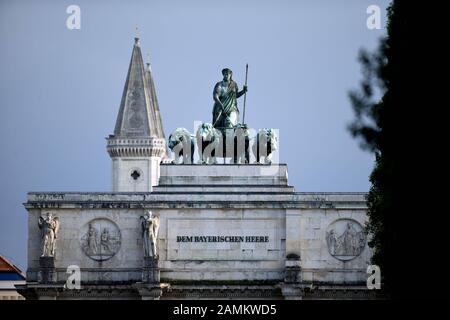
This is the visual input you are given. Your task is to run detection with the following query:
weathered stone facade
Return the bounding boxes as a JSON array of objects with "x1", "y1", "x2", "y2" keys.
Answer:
[
  {"x1": 17, "y1": 38, "x2": 374, "y2": 299},
  {"x1": 19, "y1": 165, "x2": 372, "y2": 299}
]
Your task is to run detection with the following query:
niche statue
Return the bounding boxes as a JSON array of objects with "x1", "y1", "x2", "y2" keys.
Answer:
[
  {"x1": 140, "y1": 211, "x2": 160, "y2": 258},
  {"x1": 38, "y1": 212, "x2": 60, "y2": 257}
]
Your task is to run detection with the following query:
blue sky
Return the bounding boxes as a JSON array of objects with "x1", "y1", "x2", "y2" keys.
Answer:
[{"x1": 0, "y1": 0, "x2": 389, "y2": 270}]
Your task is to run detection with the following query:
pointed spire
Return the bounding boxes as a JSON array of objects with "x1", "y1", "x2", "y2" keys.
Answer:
[
  {"x1": 145, "y1": 55, "x2": 165, "y2": 140},
  {"x1": 146, "y1": 52, "x2": 151, "y2": 71},
  {"x1": 112, "y1": 38, "x2": 164, "y2": 138},
  {"x1": 134, "y1": 26, "x2": 140, "y2": 44}
]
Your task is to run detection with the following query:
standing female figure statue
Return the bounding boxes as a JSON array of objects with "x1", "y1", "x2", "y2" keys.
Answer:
[{"x1": 212, "y1": 68, "x2": 248, "y2": 129}]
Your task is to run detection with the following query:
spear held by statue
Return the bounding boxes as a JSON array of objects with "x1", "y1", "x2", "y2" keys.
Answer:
[{"x1": 242, "y1": 63, "x2": 248, "y2": 125}]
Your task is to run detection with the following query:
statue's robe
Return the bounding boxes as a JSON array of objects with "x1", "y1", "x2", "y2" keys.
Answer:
[{"x1": 212, "y1": 80, "x2": 240, "y2": 129}]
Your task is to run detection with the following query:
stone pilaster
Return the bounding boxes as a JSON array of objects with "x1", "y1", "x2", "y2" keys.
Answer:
[
  {"x1": 142, "y1": 256, "x2": 160, "y2": 284},
  {"x1": 281, "y1": 253, "x2": 303, "y2": 300},
  {"x1": 38, "y1": 257, "x2": 57, "y2": 284}
]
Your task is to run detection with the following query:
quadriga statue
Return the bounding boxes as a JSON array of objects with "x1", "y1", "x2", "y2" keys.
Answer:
[
  {"x1": 252, "y1": 128, "x2": 278, "y2": 164},
  {"x1": 196, "y1": 123, "x2": 222, "y2": 164},
  {"x1": 168, "y1": 128, "x2": 195, "y2": 164}
]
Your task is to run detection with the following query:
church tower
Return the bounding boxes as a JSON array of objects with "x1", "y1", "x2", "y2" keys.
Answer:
[{"x1": 107, "y1": 37, "x2": 167, "y2": 192}]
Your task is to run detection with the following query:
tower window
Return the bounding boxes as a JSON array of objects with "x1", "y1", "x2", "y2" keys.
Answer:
[{"x1": 131, "y1": 170, "x2": 141, "y2": 180}]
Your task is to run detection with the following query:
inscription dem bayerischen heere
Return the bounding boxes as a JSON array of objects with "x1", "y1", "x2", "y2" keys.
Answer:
[{"x1": 177, "y1": 236, "x2": 269, "y2": 243}]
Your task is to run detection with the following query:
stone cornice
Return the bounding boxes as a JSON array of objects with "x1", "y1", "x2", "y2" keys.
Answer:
[
  {"x1": 24, "y1": 192, "x2": 367, "y2": 210},
  {"x1": 107, "y1": 137, "x2": 166, "y2": 157}
]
